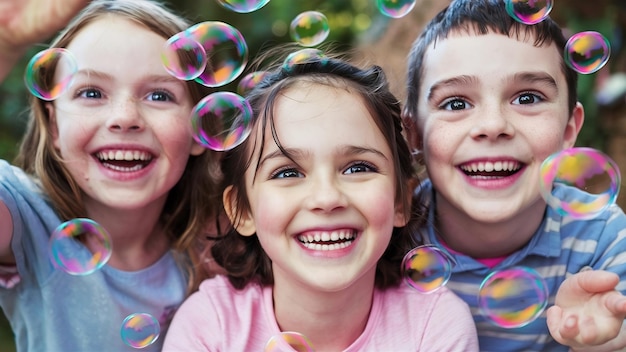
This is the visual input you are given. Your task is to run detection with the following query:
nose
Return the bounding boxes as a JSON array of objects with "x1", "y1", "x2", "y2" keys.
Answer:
[
  {"x1": 469, "y1": 104, "x2": 515, "y2": 141},
  {"x1": 303, "y1": 174, "x2": 348, "y2": 213},
  {"x1": 107, "y1": 97, "x2": 145, "y2": 132}
]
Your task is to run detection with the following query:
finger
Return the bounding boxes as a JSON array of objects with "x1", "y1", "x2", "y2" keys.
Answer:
[
  {"x1": 606, "y1": 293, "x2": 626, "y2": 316},
  {"x1": 576, "y1": 270, "x2": 619, "y2": 293}
]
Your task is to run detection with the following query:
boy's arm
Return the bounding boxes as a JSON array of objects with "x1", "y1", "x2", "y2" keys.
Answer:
[
  {"x1": 547, "y1": 270, "x2": 626, "y2": 351},
  {"x1": 0, "y1": 0, "x2": 89, "y2": 81}
]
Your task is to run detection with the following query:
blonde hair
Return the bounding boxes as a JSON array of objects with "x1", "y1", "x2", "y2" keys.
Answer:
[{"x1": 14, "y1": 0, "x2": 221, "y2": 292}]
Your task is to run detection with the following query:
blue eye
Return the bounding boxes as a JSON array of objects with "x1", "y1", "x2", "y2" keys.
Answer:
[{"x1": 513, "y1": 93, "x2": 543, "y2": 105}]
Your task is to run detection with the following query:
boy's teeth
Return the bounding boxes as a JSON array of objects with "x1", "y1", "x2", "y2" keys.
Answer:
[{"x1": 461, "y1": 161, "x2": 520, "y2": 173}]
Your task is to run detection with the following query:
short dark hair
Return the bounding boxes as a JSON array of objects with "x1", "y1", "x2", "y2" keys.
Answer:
[
  {"x1": 404, "y1": 0, "x2": 578, "y2": 123},
  {"x1": 212, "y1": 50, "x2": 422, "y2": 290}
]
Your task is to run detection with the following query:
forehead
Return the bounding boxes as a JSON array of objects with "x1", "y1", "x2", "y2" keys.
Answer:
[
  {"x1": 420, "y1": 29, "x2": 564, "y2": 89},
  {"x1": 65, "y1": 16, "x2": 167, "y2": 70}
]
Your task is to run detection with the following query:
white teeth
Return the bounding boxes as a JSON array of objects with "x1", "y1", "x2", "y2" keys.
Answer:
[
  {"x1": 460, "y1": 161, "x2": 521, "y2": 173},
  {"x1": 96, "y1": 150, "x2": 152, "y2": 161},
  {"x1": 297, "y1": 230, "x2": 356, "y2": 249}
]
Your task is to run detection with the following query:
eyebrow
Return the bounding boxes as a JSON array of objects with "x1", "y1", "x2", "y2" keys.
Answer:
[
  {"x1": 510, "y1": 71, "x2": 558, "y2": 90},
  {"x1": 427, "y1": 75, "x2": 477, "y2": 102},
  {"x1": 258, "y1": 145, "x2": 388, "y2": 168},
  {"x1": 73, "y1": 69, "x2": 183, "y2": 85}
]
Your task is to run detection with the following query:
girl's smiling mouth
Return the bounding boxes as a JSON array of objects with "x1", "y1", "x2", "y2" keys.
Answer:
[
  {"x1": 297, "y1": 229, "x2": 358, "y2": 251},
  {"x1": 94, "y1": 149, "x2": 154, "y2": 172}
]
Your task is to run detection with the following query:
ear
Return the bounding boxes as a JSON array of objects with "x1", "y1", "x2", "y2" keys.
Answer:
[
  {"x1": 223, "y1": 185, "x2": 256, "y2": 236},
  {"x1": 562, "y1": 102, "x2": 585, "y2": 149},
  {"x1": 47, "y1": 103, "x2": 60, "y2": 149},
  {"x1": 190, "y1": 141, "x2": 206, "y2": 156},
  {"x1": 393, "y1": 181, "x2": 413, "y2": 227}
]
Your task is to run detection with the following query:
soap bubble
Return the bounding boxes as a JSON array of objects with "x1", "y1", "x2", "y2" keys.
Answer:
[
  {"x1": 289, "y1": 11, "x2": 330, "y2": 47},
  {"x1": 539, "y1": 147, "x2": 621, "y2": 220},
  {"x1": 191, "y1": 91, "x2": 252, "y2": 151},
  {"x1": 377, "y1": 0, "x2": 416, "y2": 18},
  {"x1": 161, "y1": 32, "x2": 207, "y2": 80},
  {"x1": 564, "y1": 31, "x2": 611, "y2": 74},
  {"x1": 478, "y1": 266, "x2": 549, "y2": 328},
  {"x1": 185, "y1": 21, "x2": 249, "y2": 87},
  {"x1": 48, "y1": 218, "x2": 112, "y2": 275},
  {"x1": 120, "y1": 313, "x2": 160, "y2": 349},
  {"x1": 215, "y1": 0, "x2": 270, "y2": 13},
  {"x1": 24, "y1": 48, "x2": 77, "y2": 101},
  {"x1": 504, "y1": 0, "x2": 553, "y2": 25},
  {"x1": 401, "y1": 245, "x2": 453, "y2": 293},
  {"x1": 264, "y1": 332, "x2": 315, "y2": 352}
]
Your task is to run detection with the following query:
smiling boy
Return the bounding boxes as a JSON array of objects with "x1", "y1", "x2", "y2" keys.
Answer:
[{"x1": 403, "y1": 0, "x2": 626, "y2": 351}]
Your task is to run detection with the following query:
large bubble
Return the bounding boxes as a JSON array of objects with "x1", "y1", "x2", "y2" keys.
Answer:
[
  {"x1": 290, "y1": 11, "x2": 330, "y2": 47},
  {"x1": 48, "y1": 218, "x2": 112, "y2": 276},
  {"x1": 539, "y1": 147, "x2": 621, "y2": 220},
  {"x1": 24, "y1": 48, "x2": 77, "y2": 101},
  {"x1": 478, "y1": 266, "x2": 549, "y2": 328},
  {"x1": 401, "y1": 245, "x2": 453, "y2": 293},
  {"x1": 185, "y1": 21, "x2": 249, "y2": 87},
  {"x1": 564, "y1": 31, "x2": 611, "y2": 74},
  {"x1": 191, "y1": 91, "x2": 252, "y2": 151}
]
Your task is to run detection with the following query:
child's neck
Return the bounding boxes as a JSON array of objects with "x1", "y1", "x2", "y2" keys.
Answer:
[
  {"x1": 434, "y1": 197, "x2": 545, "y2": 258},
  {"x1": 272, "y1": 270, "x2": 375, "y2": 351},
  {"x1": 83, "y1": 197, "x2": 170, "y2": 271}
]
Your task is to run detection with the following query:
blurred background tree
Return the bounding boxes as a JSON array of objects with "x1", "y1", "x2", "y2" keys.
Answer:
[{"x1": 1, "y1": 0, "x2": 625, "y2": 350}]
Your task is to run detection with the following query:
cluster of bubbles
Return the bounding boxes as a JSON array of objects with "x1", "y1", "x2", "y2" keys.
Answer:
[
  {"x1": 26, "y1": 0, "x2": 622, "y2": 342},
  {"x1": 400, "y1": 246, "x2": 549, "y2": 328},
  {"x1": 505, "y1": 0, "x2": 610, "y2": 74}
]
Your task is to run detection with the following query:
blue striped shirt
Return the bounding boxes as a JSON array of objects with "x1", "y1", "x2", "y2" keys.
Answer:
[{"x1": 414, "y1": 180, "x2": 626, "y2": 352}]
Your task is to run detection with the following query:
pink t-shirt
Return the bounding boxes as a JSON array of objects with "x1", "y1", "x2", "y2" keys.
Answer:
[{"x1": 163, "y1": 275, "x2": 478, "y2": 351}]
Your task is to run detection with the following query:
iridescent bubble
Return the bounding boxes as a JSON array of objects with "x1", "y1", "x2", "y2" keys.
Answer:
[
  {"x1": 237, "y1": 71, "x2": 270, "y2": 96},
  {"x1": 564, "y1": 31, "x2": 611, "y2": 74},
  {"x1": 289, "y1": 11, "x2": 330, "y2": 47},
  {"x1": 539, "y1": 147, "x2": 621, "y2": 220},
  {"x1": 24, "y1": 48, "x2": 77, "y2": 101},
  {"x1": 185, "y1": 21, "x2": 249, "y2": 87},
  {"x1": 215, "y1": 0, "x2": 270, "y2": 13},
  {"x1": 401, "y1": 245, "x2": 453, "y2": 293},
  {"x1": 478, "y1": 266, "x2": 549, "y2": 328},
  {"x1": 48, "y1": 218, "x2": 112, "y2": 276},
  {"x1": 191, "y1": 91, "x2": 252, "y2": 151},
  {"x1": 161, "y1": 32, "x2": 207, "y2": 80},
  {"x1": 377, "y1": 0, "x2": 416, "y2": 18},
  {"x1": 264, "y1": 332, "x2": 315, "y2": 352},
  {"x1": 504, "y1": 0, "x2": 553, "y2": 25},
  {"x1": 120, "y1": 313, "x2": 160, "y2": 349},
  {"x1": 282, "y1": 48, "x2": 327, "y2": 70}
]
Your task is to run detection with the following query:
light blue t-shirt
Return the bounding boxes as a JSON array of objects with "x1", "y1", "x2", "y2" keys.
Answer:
[
  {"x1": 0, "y1": 160, "x2": 188, "y2": 352},
  {"x1": 414, "y1": 179, "x2": 626, "y2": 352}
]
